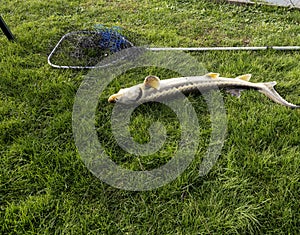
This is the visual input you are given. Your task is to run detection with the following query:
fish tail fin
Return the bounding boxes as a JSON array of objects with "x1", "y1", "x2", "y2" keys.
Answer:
[{"x1": 259, "y1": 81, "x2": 300, "y2": 109}]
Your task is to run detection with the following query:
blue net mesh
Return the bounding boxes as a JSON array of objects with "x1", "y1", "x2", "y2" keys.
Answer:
[
  {"x1": 95, "y1": 25, "x2": 133, "y2": 52},
  {"x1": 48, "y1": 25, "x2": 134, "y2": 68}
]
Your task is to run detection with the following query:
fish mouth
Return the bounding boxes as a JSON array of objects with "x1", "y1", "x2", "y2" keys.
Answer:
[{"x1": 108, "y1": 94, "x2": 123, "y2": 103}]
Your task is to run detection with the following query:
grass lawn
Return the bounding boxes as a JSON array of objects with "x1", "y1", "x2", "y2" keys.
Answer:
[{"x1": 1, "y1": 0, "x2": 300, "y2": 234}]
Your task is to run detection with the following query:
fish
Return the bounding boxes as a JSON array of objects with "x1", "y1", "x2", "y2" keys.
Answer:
[{"x1": 108, "y1": 73, "x2": 300, "y2": 108}]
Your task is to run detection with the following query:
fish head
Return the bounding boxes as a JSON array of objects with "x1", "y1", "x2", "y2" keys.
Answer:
[
  {"x1": 108, "y1": 85, "x2": 142, "y2": 104},
  {"x1": 108, "y1": 75, "x2": 161, "y2": 104}
]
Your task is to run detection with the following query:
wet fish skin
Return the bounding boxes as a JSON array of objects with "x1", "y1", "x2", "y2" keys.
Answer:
[{"x1": 108, "y1": 73, "x2": 300, "y2": 109}]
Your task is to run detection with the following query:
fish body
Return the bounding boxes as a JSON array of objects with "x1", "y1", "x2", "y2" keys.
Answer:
[{"x1": 108, "y1": 73, "x2": 299, "y2": 108}]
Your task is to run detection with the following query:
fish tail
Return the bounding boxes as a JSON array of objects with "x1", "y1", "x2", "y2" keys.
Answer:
[{"x1": 259, "y1": 81, "x2": 300, "y2": 109}]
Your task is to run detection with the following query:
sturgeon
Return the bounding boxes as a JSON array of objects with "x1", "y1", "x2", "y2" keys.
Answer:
[{"x1": 108, "y1": 73, "x2": 300, "y2": 108}]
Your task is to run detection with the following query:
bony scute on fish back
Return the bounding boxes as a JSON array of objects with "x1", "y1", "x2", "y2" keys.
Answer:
[
  {"x1": 108, "y1": 73, "x2": 300, "y2": 108},
  {"x1": 144, "y1": 75, "x2": 161, "y2": 89}
]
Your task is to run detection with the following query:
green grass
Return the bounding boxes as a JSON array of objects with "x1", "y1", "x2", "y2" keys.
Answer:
[{"x1": 1, "y1": 0, "x2": 300, "y2": 234}]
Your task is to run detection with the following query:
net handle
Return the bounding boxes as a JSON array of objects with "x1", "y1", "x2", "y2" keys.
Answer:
[{"x1": 149, "y1": 46, "x2": 300, "y2": 51}]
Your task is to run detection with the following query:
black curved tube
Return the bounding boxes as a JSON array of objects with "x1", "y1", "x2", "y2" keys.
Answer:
[{"x1": 0, "y1": 15, "x2": 15, "y2": 41}]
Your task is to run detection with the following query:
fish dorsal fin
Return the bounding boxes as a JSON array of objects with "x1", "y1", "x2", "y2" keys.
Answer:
[
  {"x1": 206, "y1": 72, "x2": 220, "y2": 79},
  {"x1": 144, "y1": 75, "x2": 160, "y2": 89},
  {"x1": 236, "y1": 74, "x2": 252, "y2": 81}
]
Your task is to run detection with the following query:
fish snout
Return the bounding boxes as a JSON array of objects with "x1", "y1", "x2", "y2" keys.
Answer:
[{"x1": 108, "y1": 93, "x2": 123, "y2": 103}]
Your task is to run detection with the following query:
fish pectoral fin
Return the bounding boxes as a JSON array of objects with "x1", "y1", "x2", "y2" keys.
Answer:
[
  {"x1": 226, "y1": 89, "x2": 243, "y2": 98},
  {"x1": 144, "y1": 75, "x2": 160, "y2": 89},
  {"x1": 206, "y1": 72, "x2": 220, "y2": 79},
  {"x1": 235, "y1": 74, "x2": 252, "y2": 81}
]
